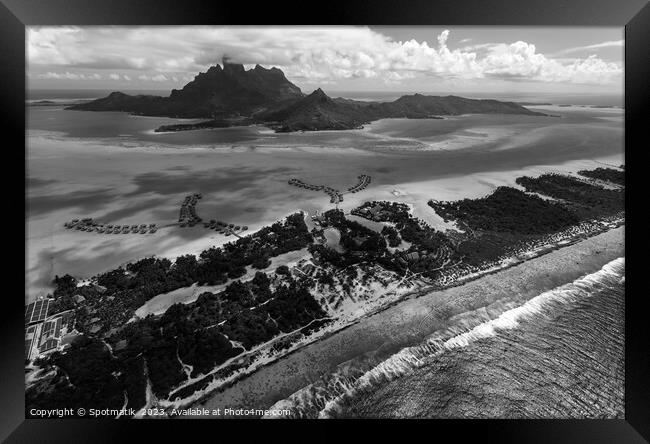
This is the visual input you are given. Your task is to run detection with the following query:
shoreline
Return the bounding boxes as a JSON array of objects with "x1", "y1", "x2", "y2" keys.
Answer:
[{"x1": 159, "y1": 220, "x2": 624, "y2": 416}]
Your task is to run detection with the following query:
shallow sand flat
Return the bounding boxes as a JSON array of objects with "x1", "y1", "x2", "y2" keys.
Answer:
[{"x1": 192, "y1": 226, "x2": 624, "y2": 416}]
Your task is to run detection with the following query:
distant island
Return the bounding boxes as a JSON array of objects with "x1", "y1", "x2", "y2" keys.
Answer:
[{"x1": 66, "y1": 57, "x2": 547, "y2": 133}]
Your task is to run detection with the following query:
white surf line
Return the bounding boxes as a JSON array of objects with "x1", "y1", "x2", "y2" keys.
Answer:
[{"x1": 314, "y1": 257, "x2": 625, "y2": 418}]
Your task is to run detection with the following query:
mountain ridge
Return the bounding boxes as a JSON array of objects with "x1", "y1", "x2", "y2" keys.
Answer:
[{"x1": 66, "y1": 58, "x2": 548, "y2": 132}]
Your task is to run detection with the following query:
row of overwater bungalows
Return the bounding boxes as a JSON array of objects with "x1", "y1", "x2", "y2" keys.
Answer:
[{"x1": 64, "y1": 218, "x2": 158, "y2": 234}]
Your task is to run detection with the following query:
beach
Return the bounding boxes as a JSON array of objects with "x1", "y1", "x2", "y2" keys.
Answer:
[{"x1": 191, "y1": 225, "x2": 624, "y2": 416}]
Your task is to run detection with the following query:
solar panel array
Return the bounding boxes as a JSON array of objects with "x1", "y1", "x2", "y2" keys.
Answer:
[
  {"x1": 40, "y1": 338, "x2": 58, "y2": 353},
  {"x1": 25, "y1": 299, "x2": 50, "y2": 325},
  {"x1": 25, "y1": 339, "x2": 32, "y2": 359},
  {"x1": 40, "y1": 317, "x2": 63, "y2": 341},
  {"x1": 25, "y1": 325, "x2": 37, "y2": 359}
]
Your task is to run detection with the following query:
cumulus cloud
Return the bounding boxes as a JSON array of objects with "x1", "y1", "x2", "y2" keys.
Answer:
[
  {"x1": 479, "y1": 41, "x2": 621, "y2": 83},
  {"x1": 27, "y1": 26, "x2": 622, "y2": 86}
]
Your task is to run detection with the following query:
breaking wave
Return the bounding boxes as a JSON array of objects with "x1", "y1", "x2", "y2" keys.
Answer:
[{"x1": 266, "y1": 257, "x2": 624, "y2": 418}]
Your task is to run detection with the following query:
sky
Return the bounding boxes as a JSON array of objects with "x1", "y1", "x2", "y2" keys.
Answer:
[{"x1": 27, "y1": 26, "x2": 623, "y2": 95}]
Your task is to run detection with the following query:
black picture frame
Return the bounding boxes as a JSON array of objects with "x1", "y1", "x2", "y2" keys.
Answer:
[{"x1": 3, "y1": 0, "x2": 648, "y2": 441}]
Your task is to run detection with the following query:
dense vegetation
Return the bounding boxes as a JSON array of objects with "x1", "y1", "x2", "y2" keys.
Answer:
[
  {"x1": 351, "y1": 201, "x2": 458, "y2": 276},
  {"x1": 515, "y1": 173, "x2": 624, "y2": 219},
  {"x1": 429, "y1": 187, "x2": 581, "y2": 234},
  {"x1": 26, "y1": 336, "x2": 145, "y2": 416},
  {"x1": 308, "y1": 209, "x2": 391, "y2": 269},
  {"x1": 33, "y1": 271, "x2": 327, "y2": 408},
  {"x1": 577, "y1": 167, "x2": 625, "y2": 186}
]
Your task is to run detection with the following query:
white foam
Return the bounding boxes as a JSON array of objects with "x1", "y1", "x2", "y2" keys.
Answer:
[{"x1": 266, "y1": 257, "x2": 624, "y2": 418}]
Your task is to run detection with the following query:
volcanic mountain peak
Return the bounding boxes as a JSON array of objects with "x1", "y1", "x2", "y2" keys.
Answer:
[{"x1": 67, "y1": 58, "x2": 547, "y2": 128}]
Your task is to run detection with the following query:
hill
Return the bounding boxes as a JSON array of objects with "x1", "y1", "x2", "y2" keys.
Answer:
[
  {"x1": 67, "y1": 59, "x2": 547, "y2": 132},
  {"x1": 68, "y1": 57, "x2": 303, "y2": 118}
]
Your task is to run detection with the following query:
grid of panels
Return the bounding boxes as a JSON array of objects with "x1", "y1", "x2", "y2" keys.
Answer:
[
  {"x1": 25, "y1": 325, "x2": 37, "y2": 360},
  {"x1": 54, "y1": 317, "x2": 62, "y2": 338},
  {"x1": 41, "y1": 320, "x2": 55, "y2": 339},
  {"x1": 36, "y1": 300, "x2": 50, "y2": 322},
  {"x1": 25, "y1": 302, "x2": 36, "y2": 324},
  {"x1": 40, "y1": 339, "x2": 58, "y2": 353},
  {"x1": 25, "y1": 300, "x2": 50, "y2": 324}
]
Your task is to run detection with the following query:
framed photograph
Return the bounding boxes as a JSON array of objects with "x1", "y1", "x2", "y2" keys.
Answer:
[{"x1": 2, "y1": 0, "x2": 648, "y2": 441}]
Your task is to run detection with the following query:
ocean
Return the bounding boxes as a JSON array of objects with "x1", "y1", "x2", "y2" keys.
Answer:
[{"x1": 267, "y1": 257, "x2": 625, "y2": 418}]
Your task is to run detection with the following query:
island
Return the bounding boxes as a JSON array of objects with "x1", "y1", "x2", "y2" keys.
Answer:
[
  {"x1": 25, "y1": 167, "x2": 624, "y2": 418},
  {"x1": 67, "y1": 57, "x2": 547, "y2": 133}
]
